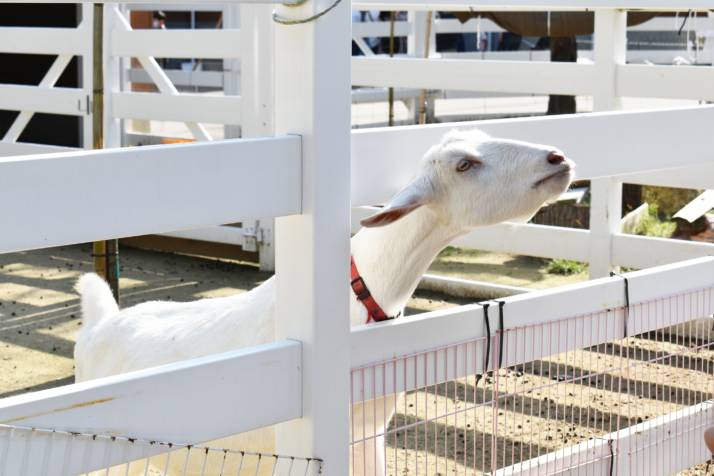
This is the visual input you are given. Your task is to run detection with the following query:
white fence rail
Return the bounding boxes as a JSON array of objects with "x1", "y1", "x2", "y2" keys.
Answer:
[
  {"x1": 0, "y1": 26, "x2": 89, "y2": 55},
  {"x1": 354, "y1": 15, "x2": 714, "y2": 65},
  {"x1": 497, "y1": 402, "x2": 714, "y2": 475},
  {"x1": 111, "y1": 91, "x2": 243, "y2": 124},
  {"x1": 350, "y1": 256, "x2": 714, "y2": 377},
  {"x1": 0, "y1": 341, "x2": 301, "y2": 475},
  {"x1": 112, "y1": 28, "x2": 242, "y2": 59},
  {"x1": 0, "y1": 142, "x2": 75, "y2": 158},
  {"x1": 353, "y1": 57, "x2": 595, "y2": 94},
  {"x1": 0, "y1": 136, "x2": 301, "y2": 253},
  {"x1": 0, "y1": 85, "x2": 87, "y2": 117},
  {"x1": 357, "y1": 15, "x2": 708, "y2": 36},
  {"x1": 126, "y1": 67, "x2": 228, "y2": 88}
]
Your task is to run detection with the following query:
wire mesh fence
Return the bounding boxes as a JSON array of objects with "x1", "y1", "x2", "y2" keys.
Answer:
[
  {"x1": 0, "y1": 424, "x2": 322, "y2": 476},
  {"x1": 1, "y1": 289, "x2": 712, "y2": 476},
  {"x1": 350, "y1": 286, "x2": 714, "y2": 475}
]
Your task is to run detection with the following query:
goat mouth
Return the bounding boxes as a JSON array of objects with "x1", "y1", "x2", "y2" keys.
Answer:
[{"x1": 533, "y1": 167, "x2": 573, "y2": 188}]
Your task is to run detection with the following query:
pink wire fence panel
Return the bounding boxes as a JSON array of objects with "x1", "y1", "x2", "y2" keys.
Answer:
[
  {"x1": 0, "y1": 424, "x2": 322, "y2": 476},
  {"x1": 350, "y1": 286, "x2": 714, "y2": 475}
]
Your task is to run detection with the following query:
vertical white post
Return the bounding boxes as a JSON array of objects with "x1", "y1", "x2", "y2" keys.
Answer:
[
  {"x1": 703, "y1": 11, "x2": 714, "y2": 67},
  {"x1": 103, "y1": 5, "x2": 122, "y2": 148},
  {"x1": 407, "y1": 11, "x2": 427, "y2": 58},
  {"x1": 224, "y1": 5, "x2": 242, "y2": 140},
  {"x1": 273, "y1": 0, "x2": 351, "y2": 473},
  {"x1": 407, "y1": 11, "x2": 427, "y2": 122},
  {"x1": 240, "y1": 3, "x2": 276, "y2": 271},
  {"x1": 588, "y1": 178, "x2": 622, "y2": 278},
  {"x1": 81, "y1": 4, "x2": 94, "y2": 149},
  {"x1": 589, "y1": 9, "x2": 626, "y2": 278},
  {"x1": 592, "y1": 9, "x2": 625, "y2": 112}
]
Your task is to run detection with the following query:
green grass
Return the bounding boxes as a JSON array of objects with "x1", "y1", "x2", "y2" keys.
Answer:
[
  {"x1": 545, "y1": 259, "x2": 586, "y2": 275},
  {"x1": 437, "y1": 246, "x2": 483, "y2": 258}
]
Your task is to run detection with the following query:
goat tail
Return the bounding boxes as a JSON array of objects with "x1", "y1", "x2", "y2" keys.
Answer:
[{"x1": 75, "y1": 273, "x2": 119, "y2": 328}]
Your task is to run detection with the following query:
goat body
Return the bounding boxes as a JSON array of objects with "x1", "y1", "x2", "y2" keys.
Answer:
[{"x1": 75, "y1": 129, "x2": 574, "y2": 476}]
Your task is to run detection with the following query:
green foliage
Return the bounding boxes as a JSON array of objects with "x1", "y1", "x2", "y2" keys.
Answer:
[
  {"x1": 633, "y1": 204, "x2": 676, "y2": 238},
  {"x1": 438, "y1": 246, "x2": 460, "y2": 257},
  {"x1": 642, "y1": 186, "x2": 699, "y2": 218},
  {"x1": 438, "y1": 246, "x2": 483, "y2": 258},
  {"x1": 546, "y1": 259, "x2": 586, "y2": 275}
]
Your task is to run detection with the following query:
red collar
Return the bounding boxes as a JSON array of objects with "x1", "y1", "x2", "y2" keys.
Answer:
[{"x1": 350, "y1": 256, "x2": 395, "y2": 323}]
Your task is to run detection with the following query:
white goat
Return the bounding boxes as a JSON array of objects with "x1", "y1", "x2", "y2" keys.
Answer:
[{"x1": 75, "y1": 129, "x2": 574, "y2": 475}]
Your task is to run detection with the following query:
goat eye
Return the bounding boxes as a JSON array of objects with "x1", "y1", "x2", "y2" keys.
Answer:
[{"x1": 456, "y1": 159, "x2": 473, "y2": 172}]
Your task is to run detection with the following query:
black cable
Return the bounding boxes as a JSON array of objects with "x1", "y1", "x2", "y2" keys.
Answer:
[
  {"x1": 475, "y1": 303, "x2": 492, "y2": 387},
  {"x1": 678, "y1": 10, "x2": 693, "y2": 36},
  {"x1": 496, "y1": 300, "x2": 506, "y2": 369},
  {"x1": 610, "y1": 271, "x2": 630, "y2": 339}
]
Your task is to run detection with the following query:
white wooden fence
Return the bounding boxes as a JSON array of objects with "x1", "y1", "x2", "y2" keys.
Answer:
[
  {"x1": 0, "y1": 4, "x2": 93, "y2": 155},
  {"x1": 0, "y1": 3, "x2": 277, "y2": 269},
  {"x1": 353, "y1": 14, "x2": 714, "y2": 64},
  {"x1": 3, "y1": 3, "x2": 712, "y2": 272},
  {"x1": 1, "y1": 1, "x2": 714, "y2": 475}
]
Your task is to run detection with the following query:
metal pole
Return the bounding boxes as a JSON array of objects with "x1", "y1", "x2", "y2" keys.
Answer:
[{"x1": 92, "y1": 3, "x2": 120, "y2": 301}]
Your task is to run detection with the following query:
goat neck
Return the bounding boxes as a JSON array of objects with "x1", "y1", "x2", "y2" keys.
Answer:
[{"x1": 350, "y1": 205, "x2": 465, "y2": 320}]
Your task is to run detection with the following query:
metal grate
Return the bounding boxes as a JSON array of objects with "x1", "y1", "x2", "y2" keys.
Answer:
[
  {"x1": 350, "y1": 287, "x2": 714, "y2": 475},
  {"x1": 0, "y1": 424, "x2": 322, "y2": 476}
]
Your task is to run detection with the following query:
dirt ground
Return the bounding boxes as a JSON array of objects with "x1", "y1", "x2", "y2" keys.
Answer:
[
  {"x1": 381, "y1": 332, "x2": 713, "y2": 475},
  {"x1": 0, "y1": 244, "x2": 275, "y2": 398},
  {"x1": 0, "y1": 244, "x2": 585, "y2": 399},
  {"x1": 0, "y1": 244, "x2": 711, "y2": 475}
]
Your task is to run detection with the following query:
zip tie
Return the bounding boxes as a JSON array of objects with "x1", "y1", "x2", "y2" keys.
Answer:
[
  {"x1": 273, "y1": 0, "x2": 342, "y2": 25},
  {"x1": 610, "y1": 271, "x2": 630, "y2": 339}
]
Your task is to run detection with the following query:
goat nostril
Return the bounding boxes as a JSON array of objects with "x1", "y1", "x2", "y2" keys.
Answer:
[{"x1": 547, "y1": 152, "x2": 566, "y2": 165}]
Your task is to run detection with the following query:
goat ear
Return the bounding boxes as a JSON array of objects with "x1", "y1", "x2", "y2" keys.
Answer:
[{"x1": 360, "y1": 177, "x2": 434, "y2": 228}]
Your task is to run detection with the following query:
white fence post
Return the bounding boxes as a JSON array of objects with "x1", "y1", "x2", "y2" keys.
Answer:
[
  {"x1": 224, "y1": 4, "x2": 242, "y2": 140},
  {"x1": 407, "y1": 10, "x2": 427, "y2": 122},
  {"x1": 240, "y1": 2, "x2": 276, "y2": 271},
  {"x1": 273, "y1": 0, "x2": 351, "y2": 472},
  {"x1": 81, "y1": 4, "x2": 93, "y2": 149},
  {"x1": 104, "y1": 5, "x2": 122, "y2": 148},
  {"x1": 407, "y1": 11, "x2": 426, "y2": 58},
  {"x1": 589, "y1": 178, "x2": 623, "y2": 277},
  {"x1": 589, "y1": 8, "x2": 626, "y2": 278}
]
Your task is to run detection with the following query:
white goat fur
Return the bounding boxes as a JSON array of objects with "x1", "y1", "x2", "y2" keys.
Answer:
[{"x1": 75, "y1": 129, "x2": 574, "y2": 475}]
